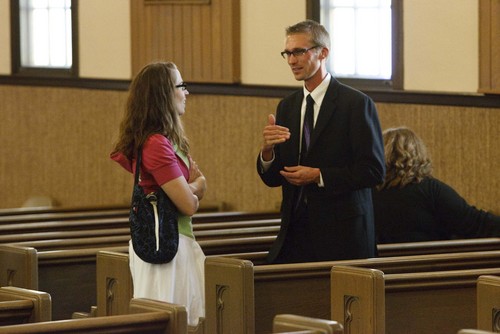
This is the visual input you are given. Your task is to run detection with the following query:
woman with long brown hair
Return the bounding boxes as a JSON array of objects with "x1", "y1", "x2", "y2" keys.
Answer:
[{"x1": 110, "y1": 61, "x2": 206, "y2": 326}]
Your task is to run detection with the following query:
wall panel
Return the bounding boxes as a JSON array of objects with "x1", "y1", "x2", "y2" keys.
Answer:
[
  {"x1": 130, "y1": 0, "x2": 240, "y2": 82},
  {"x1": 0, "y1": 85, "x2": 498, "y2": 216},
  {"x1": 479, "y1": 0, "x2": 500, "y2": 94}
]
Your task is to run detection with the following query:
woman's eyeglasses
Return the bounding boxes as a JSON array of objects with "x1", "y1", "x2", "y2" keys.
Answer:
[{"x1": 175, "y1": 83, "x2": 188, "y2": 91}]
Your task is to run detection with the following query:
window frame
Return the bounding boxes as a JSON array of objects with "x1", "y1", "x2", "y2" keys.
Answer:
[
  {"x1": 307, "y1": 0, "x2": 403, "y2": 91},
  {"x1": 10, "y1": 0, "x2": 79, "y2": 78}
]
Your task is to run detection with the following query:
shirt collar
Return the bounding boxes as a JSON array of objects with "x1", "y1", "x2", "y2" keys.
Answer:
[{"x1": 302, "y1": 73, "x2": 331, "y2": 107}]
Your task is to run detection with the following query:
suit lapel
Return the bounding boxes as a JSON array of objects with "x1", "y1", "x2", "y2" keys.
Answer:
[{"x1": 289, "y1": 92, "x2": 304, "y2": 165}]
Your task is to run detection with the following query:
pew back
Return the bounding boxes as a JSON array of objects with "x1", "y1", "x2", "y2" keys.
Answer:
[
  {"x1": 330, "y1": 266, "x2": 384, "y2": 334},
  {"x1": 0, "y1": 298, "x2": 187, "y2": 334},
  {"x1": 205, "y1": 257, "x2": 255, "y2": 334},
  {"x1": 0, "y1": 209, "x2": 128, "y2": 224},
  {"x1": 0, "y1": 245, "x2": 38, "y2": 288},
  {"x1": 476, "y1": 275, "x2": 500, "y2": 332},
  {"x1": 0, "y1": 286, "x2": 51, "y2": 324},
  {"x1": 96, "y1": 251, "x2": 133, "y2": 317},
  {"x1": 205, "y1": 251, "x2": 500, "y2": 334},
  {"x1": 0, "y1": 312, "x2": 172, "y2": 333},
  {"x1": 331, "y1": 265, "x2": 500, "y2": 334},
  {"x1": 378, "y1": 238, "x2": 500, "y2": 257},
  {"x1": 0, "y1": 205, "x2": 128, "y2": 217}
]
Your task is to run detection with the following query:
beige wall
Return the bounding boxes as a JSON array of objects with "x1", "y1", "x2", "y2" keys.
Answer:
[
  {"x1": 404, "y1": 0, "x2": 479, "y2": 93},
  {"x1": 0, "y1": 0, "x2": 482, "y2": 93},
  {"x1": 240, "y1": 0, "x2": 303, "y2": 87},
  {"x1": 79, "y1": 0, "x2": 132, "y2": 79},
  {"x1": 0, "y1": 0, "x2": 132, "y2": 79}
]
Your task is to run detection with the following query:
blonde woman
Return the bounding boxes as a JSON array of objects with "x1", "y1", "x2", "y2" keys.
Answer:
[
  {"x1": 373, "y1": 127, "x2": 500, "y2": 243},
  {"x1": 110, "y1": 62, "x2": 206, "y2": 326}
]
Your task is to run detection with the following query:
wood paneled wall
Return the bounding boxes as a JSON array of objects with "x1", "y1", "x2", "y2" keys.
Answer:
[
  {"x1": 479, "y1": 0, "x2": 500, "y2": 94},
  {"x1": 0, "y1": 85, "x2": 499, "y2": 215},
  {"x1": 130, "y1": 0, "x2": 240, "y2": 82}
]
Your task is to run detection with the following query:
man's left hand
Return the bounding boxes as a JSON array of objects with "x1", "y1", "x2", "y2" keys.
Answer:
[{"x1": 280, "y1": 165, "x2": 320, "y2": 186}]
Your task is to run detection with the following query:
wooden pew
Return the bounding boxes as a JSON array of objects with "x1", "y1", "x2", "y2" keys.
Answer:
[
  {"x1": 476, "y1": 275, "x2": 500, "y2": 332},
  {"x1": 16, "y1": 210, "x2": 500, "y2": 265},
  {"x1": 0, "y1": 209, "x2": 278, "y2": 321},
  {"x1": 0, "y1": 226, "x2": 278, "y2": 251},
  {"x1": 0, "y1": 208, "x2": 278, "y2": 227},
  {"x1": 0, "y1": 214, "x2": 280, "y2": 242},
  {"x1": 192, "y1": 210, "x2": 279, "y2": 223},
  {"x1": 0, "y1": 227, "x2": 131, "y2": 244},
  {"x1": 377, "y1": 238, "x2": 500, "y2": 257},
  {"x1": 0, "y1": 286, "x2": 51, "y2": 325},
  {"x1": 7, "y1": 222, "x2": 500, "y2": 261},
  {"x1": 0, "y1": 228, "x2": 274, "y2": 321},
  {"x1": 273, "y1": 314, "x2": 343, "y2": 334},
  {"x1": 203, "y1": 251, "x2": 500, "y2": 334},
  {"x1": 94, "y1": 248, "x2": 272, "y2": 319},
  {"x1": 0, "y1": 201, "x2": 225, "y2": 221},
  {"x1": 0, "y1": 217, "x2": 280, "y2": 246},
  {"x1": 5, "y1": 237, "x2": 495, "y2": 329},
  {"x1": 330, "y1": 265, "x2": 500, "y2": 334},
  {"x1": 2, "y1": 224, "x2": 277, "y2": 254},
  {"x1": 0, "y1": 208, "x2": 129, "y2": 224},
  {"x1": 4, "y1": 231, "x2": 500, "y2": 322},
  {"x1": 94, "y1": 251, "x2": 210, "y2": 334},
  {"x1": 0, "y1": 217, "x2": 130, "y2": 235},
  {"x1": 0, "y1": 244, "x2": 99, "y2": 320},
  {"x1": 0, "y1": 297, "x2": 187, "y2": 334},
  {"x1": 5, "y1": 207, "x2": 499, "y2": 327},
  {"x1": 0, "y1": 204, "x2": 128, "y2": 217}
]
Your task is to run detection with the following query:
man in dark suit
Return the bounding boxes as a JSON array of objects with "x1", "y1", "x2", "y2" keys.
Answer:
[{"x1": 257, "y1": 20, "x2": 385, "y2": 264}]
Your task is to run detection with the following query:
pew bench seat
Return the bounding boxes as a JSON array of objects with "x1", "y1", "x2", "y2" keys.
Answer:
[{"x1": 0, "y1": 298, "x2": 187, "y2": 334}]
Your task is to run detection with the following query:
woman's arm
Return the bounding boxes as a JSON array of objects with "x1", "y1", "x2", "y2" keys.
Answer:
[
  {"x1": 188, "y1": 156, "x2": 207, "y2": 200},
  {"x1": 161, "y1": 176, "x2": 199, "y2": 216}
]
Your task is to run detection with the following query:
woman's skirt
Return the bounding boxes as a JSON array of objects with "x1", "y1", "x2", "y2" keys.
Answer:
[{"x1": 129, "y1": 234, "x2": 205, "y2": 326}]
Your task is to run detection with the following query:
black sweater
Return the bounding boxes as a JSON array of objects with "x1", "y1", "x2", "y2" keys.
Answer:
[{"x1": 372, "y1": 177, "x2": 500, "y2": 243}]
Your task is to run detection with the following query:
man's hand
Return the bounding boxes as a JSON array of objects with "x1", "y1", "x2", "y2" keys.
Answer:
[
  {"x1": 261, "y1": 114, "x2": 290, "y2": 161},
  {"x1": 280, "y1": 165, "x2": 320, "y2": 186}
]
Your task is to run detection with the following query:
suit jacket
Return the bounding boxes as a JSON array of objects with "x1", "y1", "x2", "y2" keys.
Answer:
[{"x1": 257, "y1": 77, "x2": 385, "y2": 263}]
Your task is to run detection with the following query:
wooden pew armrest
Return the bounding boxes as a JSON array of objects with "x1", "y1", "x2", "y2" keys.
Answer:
[
  {"x1": 0, "y1": 286, "x2": 51, "y2": 322},
  {"x1": 273, "y1": 314, "x2": 343, "y2": 334}
]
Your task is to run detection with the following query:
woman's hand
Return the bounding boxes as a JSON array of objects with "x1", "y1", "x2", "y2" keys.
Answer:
[{"x1": 188, "y1": 155, "x2": 207, "y2": 200}]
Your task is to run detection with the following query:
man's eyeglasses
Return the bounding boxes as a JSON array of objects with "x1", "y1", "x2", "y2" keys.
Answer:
[
  {"x1": 280, "y1": 46, "x2": 320, "y2": 59},
  {"x1": 175, "y1": 83, "x2": 188, "y2": 91}
]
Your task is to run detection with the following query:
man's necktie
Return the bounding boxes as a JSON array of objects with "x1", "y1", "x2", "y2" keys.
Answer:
[
  {"x1": 300, "y1": 94, "x2": 314, "y2": 163},
  {"x1": 295, "y1": 94, "x2": 314, "y2": 212}
]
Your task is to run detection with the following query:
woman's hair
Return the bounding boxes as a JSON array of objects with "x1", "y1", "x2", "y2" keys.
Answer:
[
  {"x1": 112, "y1": 61, "x2": 189, "y2": 159},
  {"x1": 379, "y1": 127, "x2": 433, "y2": 189},
  {"x1": 286, "y1": 20, "x2": 331, "y2": 50}
]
